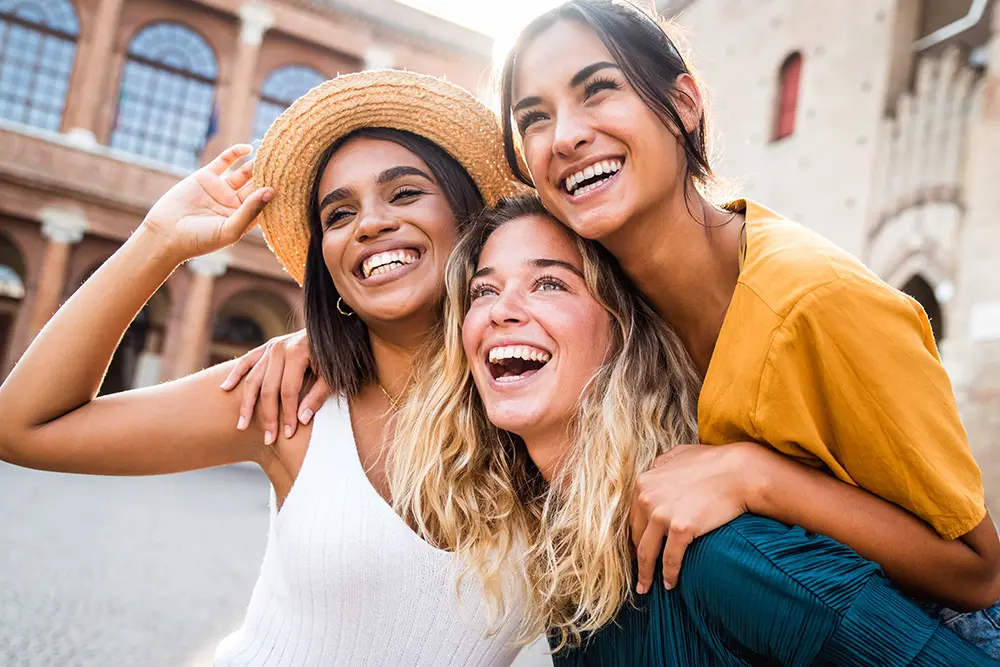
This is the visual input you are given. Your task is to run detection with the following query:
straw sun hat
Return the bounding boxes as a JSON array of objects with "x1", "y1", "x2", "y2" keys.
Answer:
[{"x1": 253, "y1": 69, "x2": 528, "y2": 285}]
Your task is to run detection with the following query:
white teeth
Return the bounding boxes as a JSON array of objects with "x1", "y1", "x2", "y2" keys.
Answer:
[
  {"x1": 362, "y1": 249, "x2": 419, "y2": 278},
  {"x1": 487, "y1": 345, "x2": 552, "y2": 364},
  {"x1": 563, "y1": 159, "x2": 623, "y2": 194}
]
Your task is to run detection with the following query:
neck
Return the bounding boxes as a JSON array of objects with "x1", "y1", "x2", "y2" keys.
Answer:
[
  {"x1": 365, "y1": 310, "x2": 434, "y2": 399},
  {"x1": 521, "y1": 427, "x2": 570, "y2": 484},
  {"x1": 601, "y1": 185, "x2": 743, "y2": 375}
]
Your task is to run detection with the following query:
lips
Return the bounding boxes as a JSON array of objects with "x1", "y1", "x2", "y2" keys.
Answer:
[
  {"x1": 562, "y1": 158, "x2": 624, "y2": 196},
  {"x1": 361, "y1": 248, "x2": 420, "y2": 278},
  {"x1": 486, "y1": 344, "x2": 552, "y2": 383},
  {"x1": 354, "y1": 243, "x2": 424, "y2": 282}
]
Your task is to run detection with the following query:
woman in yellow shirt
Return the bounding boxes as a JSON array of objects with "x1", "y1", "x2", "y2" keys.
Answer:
[{"x1": 493, "y1": 0, "x2": 1000, "y2": 655}]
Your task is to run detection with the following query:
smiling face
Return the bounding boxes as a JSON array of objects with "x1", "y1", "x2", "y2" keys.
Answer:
[
  {"x1": 463, "y1": 213, "x2": 612, "y2": 447},
  {"x1": 511, "y1": 18, "x2": 698, "y2": 243},
  {"x1": 315, "y1": 136, "x2": 460, "y2": 326}
]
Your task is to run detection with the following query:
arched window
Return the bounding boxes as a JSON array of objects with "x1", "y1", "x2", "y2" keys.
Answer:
[
  {"x1": 0, "y1": 0, "x2": 79, "y2": 131},
  {"x1": 252, "y1": 65, "x2": 325, "y2": 141},
  {"x1": 773, "y1": 52, "x2": 802, "y2": 141},
  {"x1": 110, "y1": 23, "x2": 217, "y2": 170},
  {"x1": 213, "y1": 315, "x2": 265, "y2": 346},
  {"x1": 902, "y1": 274, "x2": 945, "y2": 344}
]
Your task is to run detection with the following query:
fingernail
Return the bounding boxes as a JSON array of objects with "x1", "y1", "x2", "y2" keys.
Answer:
[
  {"x1": 220, "y1": 378, "x2": 233, "y2": 390},
  {"x1": 664, "y1": 580, "x2": 674, "y2": 590},
  {"x1": 237, "y1": 416, "x2": 247, "y2": 431},
  {"x1": 636, "y1": 583, "x2": 647, "y2": 595},
  {"x1": 284, "y1": 425, "x2": 292, "y2": 439},
  {"x1": 264, "y1": 431, "x2": 274, "y2": 446},
  {"x1": 262, "y1": 188, "x2": 275, "y2": 202},
  {"x1": 299, "y1": 408, "x2": 313, "y2": 424}
]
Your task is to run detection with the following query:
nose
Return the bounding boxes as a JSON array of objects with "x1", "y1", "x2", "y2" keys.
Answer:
[
  {"x1": 551, "y1": 105, "x2": 594, "y2": 157},
  {"x1": 353, "y1": 205, "x2": 400, "y2": 242},
  {"x1": 489, "y1": 287, "x2": 528, "y2": 327}
]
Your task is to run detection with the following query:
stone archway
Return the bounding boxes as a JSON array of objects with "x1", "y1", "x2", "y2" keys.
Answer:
[
  {"x1": 208, "y1": 290, "x2": 296, "y2": 366},
  {"x1": 901, "y1": 274, "x2": 945, "y2": 344},
  {"x1": 101, "y1": 288, "x2": 171, "y2": 395},
  {"x1": 0, "y1": 231, "x2": 27, "y2": 371}
]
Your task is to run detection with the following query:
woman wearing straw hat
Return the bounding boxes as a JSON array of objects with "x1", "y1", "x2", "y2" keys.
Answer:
[{"x1": 0, "y1": 70, "x2": 532, "y2": 666}]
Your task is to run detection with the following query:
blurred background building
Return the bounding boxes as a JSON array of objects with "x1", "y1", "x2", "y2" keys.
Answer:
[
  {"x1": 0, "y1": 0, "x2": 491, "y2": 393},
  {"x1": 658, "y1": 0, "x2": 1000, "y2": 511}
]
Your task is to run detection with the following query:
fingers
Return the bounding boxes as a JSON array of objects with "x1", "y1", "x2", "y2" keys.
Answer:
[
  {"x1": 221, "y1": 187, "x2": 273, "y2": 244},
  {"x1": 224, "y1": 156, "x2": 255, "y2": 192},
  {"x1": 661, "y1": 523, "x2": 695, "y2": 590},
  {"x1": 221, "y1": 344, "x2": 267, "y2": 391},
  {"x1": 652, "y1": 444, "x2": 697, "y2": 468},
  {"x1": 279, "y1": 354, "x2": 309, "y2": 439},
  {"x1": 236, "y1": 177, "x2": 257, "y2": 204},
  {"x1": 257, "y1": 346, "x2": 286, "y2": 446},
  {"x1": 298, "y1": 378, "x2": 331, "y2": 425},
  {"x1": 635, "y1": 518, "x2": 668, "y2": 596},
  {"x1": 206, "y1": 144, "x2": 252, "y2": 176},
  {"x1": 237, "y1": 352, "x2": 269, "y2": 433}
]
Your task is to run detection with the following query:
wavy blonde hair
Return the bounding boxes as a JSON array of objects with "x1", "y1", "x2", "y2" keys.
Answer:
[{"x1": 388, "y1": 195, "x2": 700, "y2": 648}]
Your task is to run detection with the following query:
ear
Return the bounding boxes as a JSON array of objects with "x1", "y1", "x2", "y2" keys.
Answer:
[{"x1": 672, "y1": 73, "x2": 704, "y2": 134}]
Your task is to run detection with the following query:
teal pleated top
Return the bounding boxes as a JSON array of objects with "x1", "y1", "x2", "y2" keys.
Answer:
[{"x1": 550, "y1": 515, "x2": 997, "y2": 666}]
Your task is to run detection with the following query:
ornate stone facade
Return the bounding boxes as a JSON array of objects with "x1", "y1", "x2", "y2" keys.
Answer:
[{"x1": 0, "y1": 0, "x2": 491, "y2": 389}]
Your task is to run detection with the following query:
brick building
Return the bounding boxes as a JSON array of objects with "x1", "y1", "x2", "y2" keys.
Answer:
[
  {"x1": 660, "y1": 0, "x2": 1000, "y2": 509},
  {"x1": 0, "y1": 0, "x2": 491, "y2": 392}
]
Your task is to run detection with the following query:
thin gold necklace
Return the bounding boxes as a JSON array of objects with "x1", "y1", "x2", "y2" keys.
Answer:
[{"x1": 377, "y1": 383, "x2": 401, "y2": 412}]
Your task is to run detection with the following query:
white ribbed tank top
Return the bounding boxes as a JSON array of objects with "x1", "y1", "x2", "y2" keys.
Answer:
[{"x1": 214, "y1": 397, "x2": 525, "y2": 666}]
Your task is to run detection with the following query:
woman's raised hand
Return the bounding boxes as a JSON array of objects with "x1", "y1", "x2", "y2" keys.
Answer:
[
  {"x1": 141, "y1": 144, "x2": 274, "y2": 262},
  {"x1": 220, "y1": 330, "x2": 332, "y2": 445},
  {"x1": 630, "y1": 443, "x2": 756, "y2": 595}
]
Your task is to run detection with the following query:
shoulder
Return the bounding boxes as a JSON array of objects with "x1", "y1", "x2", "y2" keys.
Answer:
[{"x1": 736, "y1": 200, "x2": 918, "y2": 326}]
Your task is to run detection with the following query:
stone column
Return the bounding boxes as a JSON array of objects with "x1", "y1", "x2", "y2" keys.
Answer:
[
  {"x1": 363, "y1": 46, "x2": 395, "y2": 71},
  {"x1": 172, "y1": 251, "x2": 228, "y2": 378},
  {"x1": 28, "y1": 209, "x2": 86, "y2": 338},
  {"x1": 65, "y1": 0, "x2": 126, "y2": 147},
  {"x1": 222, "y1": 1, "x2": 276, "y2": 147}
]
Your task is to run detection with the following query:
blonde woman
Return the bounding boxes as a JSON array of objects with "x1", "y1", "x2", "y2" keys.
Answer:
[
  {"x1": 0, "y1": 71, "x2": 530, "y2": 666},
  {"x1": 395, "y1": 195, "x2": 997, "y2": 664}
]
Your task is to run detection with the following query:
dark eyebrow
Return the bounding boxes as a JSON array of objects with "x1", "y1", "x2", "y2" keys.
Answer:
[
  {"x1": 531, "y1": 258, "x2": 584, "y2": 278},
  {"x1": 570, "y1": 61, "x2": 620, "y2": 88},
  {"x1": 318, "y1": 166, "x2": 433, "y2": 214},
  {"x1": 513, "y1": 95, "x2": 543, "y2": 113},
  {"x1": 513, "y1": 61, "x2": 621, "y2": 113},
  {"x1": 469, "y1": 259, "x2": 584, "y2": 282},
  {"x1": 377, "y1": 165, "x2": 434, "y2": 186},
  {"x1": 318, "y1": 186, "x2": 354, "y2": 214}
]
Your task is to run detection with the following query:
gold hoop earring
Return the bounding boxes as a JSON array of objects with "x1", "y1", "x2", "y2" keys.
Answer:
[{"x1": 337, "y1": 297, "x2": 354, "y2": 317}]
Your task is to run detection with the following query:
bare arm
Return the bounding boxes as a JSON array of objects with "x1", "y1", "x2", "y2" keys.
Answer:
[
  {"x1": 0, "y1": 145, "x2": 276, "y2": 476},
  {"x1": 743, "y1": 442, "x2": 1000, "y2": 611},
  {"x1": 632, "y1": 442, "x2": 1000, "y2": 612}
]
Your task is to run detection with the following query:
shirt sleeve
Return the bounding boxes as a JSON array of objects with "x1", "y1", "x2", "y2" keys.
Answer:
[{"x1": 753, "y1": 275, "x2": 985, "y2": 539}]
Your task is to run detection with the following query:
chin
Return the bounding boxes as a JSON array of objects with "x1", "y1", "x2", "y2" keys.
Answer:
[{"x1": 485, "y1": 403, "x2": 547, "y2": 437}]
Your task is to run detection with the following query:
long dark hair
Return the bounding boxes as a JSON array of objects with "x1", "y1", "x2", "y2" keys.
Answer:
[
  {"x1": 500, "y1": 0, "x2": 714, "y2": 191},
  {"x1": 303, "y1": 127, "x2": 485, "y2": 397}
]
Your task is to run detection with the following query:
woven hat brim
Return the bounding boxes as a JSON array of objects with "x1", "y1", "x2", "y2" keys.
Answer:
[{"x1": 253, "y1": 69, "x2": 529, "y2": 285}]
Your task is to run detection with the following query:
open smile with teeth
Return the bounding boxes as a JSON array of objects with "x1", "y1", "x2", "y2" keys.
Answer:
[
  {"x1": 487, "y1": 345, "x2": 552, "y2": 383},
  {"x1": 361, "y1": 248, "x2": 420, "y2": 279},
  {"x1": 564, "y1": 159, "x2": 624, "y2": 196}
]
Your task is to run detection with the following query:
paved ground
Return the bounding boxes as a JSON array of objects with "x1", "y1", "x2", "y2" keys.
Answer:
[{"x1": 0, "y1": 462, "x2": 551, "y2": 666}]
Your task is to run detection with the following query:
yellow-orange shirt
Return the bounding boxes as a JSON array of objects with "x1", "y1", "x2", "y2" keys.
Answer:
[{"x1": 698, "y1": 199, "x2": 985, "y2": 539}]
